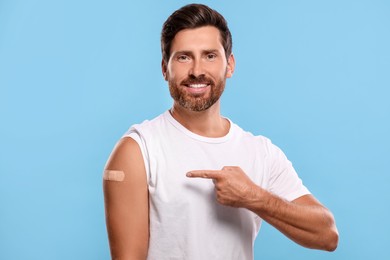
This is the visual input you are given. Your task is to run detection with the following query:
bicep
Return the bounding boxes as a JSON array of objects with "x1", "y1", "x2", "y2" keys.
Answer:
[{"x1": 103, "y1": 137, "x2": 149, "y2": 259}]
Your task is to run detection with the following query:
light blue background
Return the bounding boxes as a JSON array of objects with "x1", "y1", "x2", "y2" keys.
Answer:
[{"x1": 1, "y1": 0, "x2": 389, "y2": 259}]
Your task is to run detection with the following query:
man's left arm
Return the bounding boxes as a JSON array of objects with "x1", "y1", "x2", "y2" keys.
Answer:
[{"x1": 187, "y1": 166, "x2": 339, "y2": 251}]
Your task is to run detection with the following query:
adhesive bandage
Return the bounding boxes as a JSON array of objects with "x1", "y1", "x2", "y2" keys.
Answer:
[{"x1": 103, "y1": 170, "x2": 125, "y2": 182}]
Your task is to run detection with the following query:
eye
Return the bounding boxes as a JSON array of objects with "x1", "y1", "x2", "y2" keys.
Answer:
[
  {"x1": 206, "y1": 53, "x2": 217, "y2": 61},
  {"x1": 177, "y1": 55, "x2": 190, "y2": 62}
]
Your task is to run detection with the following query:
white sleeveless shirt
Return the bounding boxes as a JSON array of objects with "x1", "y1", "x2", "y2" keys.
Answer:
[{"x1": 124, "y1": 111, "x2": 309, "y2": 260}]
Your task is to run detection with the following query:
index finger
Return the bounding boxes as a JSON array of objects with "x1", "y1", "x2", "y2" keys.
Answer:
[{"x1": 186, "y1": 170, "x2": 222, "y2": 179}]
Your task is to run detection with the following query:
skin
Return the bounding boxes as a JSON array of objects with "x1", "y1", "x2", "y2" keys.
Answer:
[
  {"x1": 103, "y1": 137, "x2": 149, "y2": 259},
  {"x1": 103, "y1": 25, "x2": 338, "y2": 259}
]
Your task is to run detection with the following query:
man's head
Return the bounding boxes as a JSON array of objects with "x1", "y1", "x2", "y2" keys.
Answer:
[
  {"x1": 161, "y1": 4, "x2": 232, "y2": 64},
  {"x1": 161, "y1": 4, "x2": 235, "y2": 112}
]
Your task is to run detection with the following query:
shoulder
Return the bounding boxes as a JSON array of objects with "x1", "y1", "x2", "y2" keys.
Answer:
[
  {"x1": 123, "y1": 112, "x2": 169, "y2": 139},
  {"x1": 115, "y1": 137, "x2": 141, "y2": 155},
  {"x1": 230, "y1": 122, "x2": 286, "y2": 158},
  {"x1": 105, "y1": 137, "x2": 145, "y2": 173}
]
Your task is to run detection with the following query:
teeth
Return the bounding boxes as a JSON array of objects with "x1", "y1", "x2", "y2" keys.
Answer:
[{"x1": 189, "y1": 84, "x2": 208, "y2": 88}]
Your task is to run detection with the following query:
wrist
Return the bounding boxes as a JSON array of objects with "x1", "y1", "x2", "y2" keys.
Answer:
[{"x1": 242, "y1": 184, "x2": 266, "y2": 211}]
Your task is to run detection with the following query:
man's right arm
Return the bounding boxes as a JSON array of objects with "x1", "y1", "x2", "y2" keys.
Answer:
[{"x1": 103, "y1": 137, "x2": 149, "y2": 259}]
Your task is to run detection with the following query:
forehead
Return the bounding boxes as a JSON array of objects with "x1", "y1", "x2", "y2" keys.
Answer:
[{"x1": 171, "y1": 26, "x2": 223, "y2": 53}]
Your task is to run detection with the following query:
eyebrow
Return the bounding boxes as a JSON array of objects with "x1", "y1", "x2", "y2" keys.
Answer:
[
  {"x1": 173, "y1": 49, "x2": 221, "y2": 56},
  {"x1": 202, "y1": 49, "x2": 220, "y2": 54}
]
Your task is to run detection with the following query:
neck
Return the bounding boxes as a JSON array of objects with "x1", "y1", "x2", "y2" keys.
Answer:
[{"x1": 170, "y1": 101, "x2": 230, "y2": 138}]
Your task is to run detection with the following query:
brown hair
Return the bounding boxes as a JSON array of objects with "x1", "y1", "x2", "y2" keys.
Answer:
[{"x1": 161, "y1": 4, "x2": 232, "y2": 63}]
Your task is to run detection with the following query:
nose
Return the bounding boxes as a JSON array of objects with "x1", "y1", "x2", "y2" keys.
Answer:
[{"x1": 189, "y1": 59, "x2": 204, "y2": 78}]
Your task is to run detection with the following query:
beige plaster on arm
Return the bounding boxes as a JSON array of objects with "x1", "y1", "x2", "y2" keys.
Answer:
[{"x1": 103, "y1": 137, "x2": 149, "y2": 259}]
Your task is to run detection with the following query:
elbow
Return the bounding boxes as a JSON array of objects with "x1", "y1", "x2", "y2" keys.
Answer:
[
  {"x1": 317, "y1": 211, "x2": 339, "y2": 252},
  {"x1": 321, "y1": 209, "x2": 339, "y2": 252},
  {"x1": 322, "y1": 221, "x2": 339, "y2": 252},
  {"x1": 307, "y1": 226, "x2": 338, "y2": 252},
  {"x1": 328, "y1": 227, "x2": 339, "y2": 252},
  {"x1": 324, "y1": 227, "x2": 339, "y2": 252}
]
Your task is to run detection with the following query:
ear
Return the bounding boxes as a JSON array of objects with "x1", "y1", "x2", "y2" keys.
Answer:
[
  {"x1": 161, "y1": 59, "x2": 168, "y2": 81},
  {"x1": 226, "y1": 53, "x2": 235, "y2": 78}
]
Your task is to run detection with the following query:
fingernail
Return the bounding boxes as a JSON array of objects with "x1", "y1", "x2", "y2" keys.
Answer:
[{"x1": 186, "y1": 172, "x2": 192, "y2": 177}]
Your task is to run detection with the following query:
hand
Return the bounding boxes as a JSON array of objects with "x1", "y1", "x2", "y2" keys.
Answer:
[{"x1": 186, "y1": 166, "x2": 259, "y2": 207}]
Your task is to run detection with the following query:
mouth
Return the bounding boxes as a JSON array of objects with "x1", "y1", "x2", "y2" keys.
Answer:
[
  {"x1": 181, "y1": 82, "x2": 211, "y2": 95},
  {"x1": 186, "y1": 83, "x2": 209, "y2": 88}
]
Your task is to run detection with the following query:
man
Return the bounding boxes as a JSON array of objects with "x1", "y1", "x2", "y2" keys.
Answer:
[{"x1": 103, "y1": 4, "x2": 338, "y2": 259}]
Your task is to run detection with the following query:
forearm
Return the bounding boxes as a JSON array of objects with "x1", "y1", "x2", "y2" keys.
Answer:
[
  {"x1": 186, "y1": 166, "x2": 339, "y2": 251},
  {"x1": 244, "y1": 188, "x2": 338, "y2": 251}
]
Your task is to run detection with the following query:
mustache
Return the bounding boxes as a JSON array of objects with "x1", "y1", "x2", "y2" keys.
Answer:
[{"x1": 181, "y1": 75, "x2": 214, "y2": 85}]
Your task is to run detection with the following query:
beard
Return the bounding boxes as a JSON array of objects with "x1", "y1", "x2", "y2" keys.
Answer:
[{"x1": 168, "y1": 74, "x2": 226, "y2": 112}]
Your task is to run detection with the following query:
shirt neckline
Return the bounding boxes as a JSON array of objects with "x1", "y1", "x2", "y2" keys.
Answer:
[{"x1": 164, "y1": 110, "x2": 234, "y2": 144}]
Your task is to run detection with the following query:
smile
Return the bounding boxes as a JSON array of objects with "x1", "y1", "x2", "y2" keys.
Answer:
[{"x1": 187, "y1": 84, "x2": 209, "y2": 88}]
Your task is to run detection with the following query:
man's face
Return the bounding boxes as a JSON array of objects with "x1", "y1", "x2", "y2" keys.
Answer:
[{"x1": 163, "y1": 26, "x2": 234, "y2": 112}]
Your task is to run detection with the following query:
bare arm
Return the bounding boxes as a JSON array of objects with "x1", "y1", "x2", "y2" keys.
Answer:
[
  {"x1": 247, "y1": 189, "x2": 338, "y2": 251},
  {"x1": 103, "y1": 137, "x2": 149, "y2": 259},
  {"x1": 187, "y1": 166, "x2": 339, "y2": 251}
]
